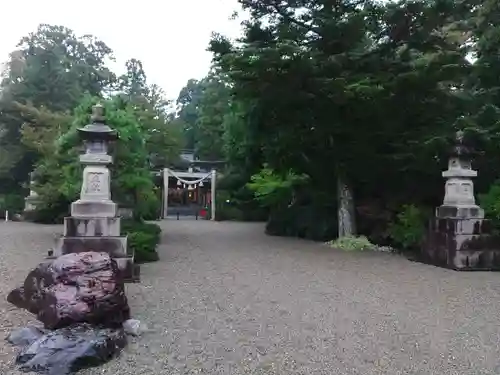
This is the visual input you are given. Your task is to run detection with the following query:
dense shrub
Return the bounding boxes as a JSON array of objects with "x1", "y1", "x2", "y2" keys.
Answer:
[
  {"x1": 204, "y1": 189, "x2": 267, "y2": 222},
  {"x1": 266, "y1": 204, "x2": 338, "y2": 241},
  {"x1": 0, "y1": 194, "x2": 26, "y2": 218},
  {"x1": 121, "y1": 220, "x2": 161, "y2": 263},
  {"x1": 479, "y1": 180, "x2": 500, "y2": 234},
  {"x1": 388, "y1": 204, "x2": 429, "y2": 251},
  {"x1": 23, "y1": 194, "x2": 71, "y2": 224}
]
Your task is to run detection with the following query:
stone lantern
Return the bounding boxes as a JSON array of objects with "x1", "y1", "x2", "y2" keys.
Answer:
[
  {"x1": 436, "y1": 130, "x2": 484, "y2": 219},
  {"x1": 52, "y1": 104, "x2": 139, "y2": 282},
  {"x1": 71, "y1": 104, "x2": 118, "y2": 218},
  {"x1": 422, "y1": 130, "x2": 500, "y2": 270}
]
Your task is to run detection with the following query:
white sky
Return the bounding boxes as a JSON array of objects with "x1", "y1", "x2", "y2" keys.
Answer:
[{"x1": 0, "y1": 0, "x2": 244, "y2": 100}]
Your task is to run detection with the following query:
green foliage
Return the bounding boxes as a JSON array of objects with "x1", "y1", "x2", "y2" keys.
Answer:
[
  {"x1": 2, "y1": 0, "x2": 500, "y2": 254},
  {"x1": 121, "y1": 220, "x2": 161, "y2": 263},
  {"x1": 195, "y1": 75, "x2": 230, "y2": 160},
  {"x1": 247, "y1": 167, "x2": 309, "y2": 208},
  {"x1": 266, "y1": 204, "x2": 338, "y2": 241},
  {"x1": 388, "y1": 205, "x2": 429, "y2": 251},
  {"x1": 0, "y1": 24, "x2": 116, "y2": 195},
  {"x1": 23, "y1": 194, "x2": 71, "y2": 224},
  {"x1": 203, "y1": 0, "x2": 478, "y2": 242},
  {"x1": 29, "y1": 95, "x2": 160, "y2": 221},
  {"x1": 479, "y1": 181, "x2": 500, "y2": 233},
  {"x1": 176, "y1": 79, "x2": 205, "y2": 150},
  {"x1": 174, "y1": 73, "x2": 230, "y2": 160},
  {"x1": 0, "y1": 194, "x2": 25, "y2": 213},
  {"x1": 329, "y1": 236, "x2": 375, "y2": 252},
  {"x1": 0, "y1": 23, "x2": 181, "y2": 212}
]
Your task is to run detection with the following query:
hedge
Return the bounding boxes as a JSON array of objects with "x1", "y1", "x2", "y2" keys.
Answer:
[{"x1": 121, "y1": 220, "x2": 161, "y2": 263}]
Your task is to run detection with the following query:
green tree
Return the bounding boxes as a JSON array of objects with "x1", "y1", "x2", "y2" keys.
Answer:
[
  {"x1": 29, "y1": 95, "x2": 159, "y2": 222},
  {"x1": 0, "y1": 24, "x2": 116, "y2": 197},
  {"x1": 195, "y1": 72, "x2": 230, "y2": 160},
  {"x1": 208, "y1": 0, "x2": 472, "y2": 240},
  {"x1": 176, "y1": 78, "x2": 205, "y2": 150},
  {"x1": 117, "y1": 59, "x2": 182, "y2": 170}
]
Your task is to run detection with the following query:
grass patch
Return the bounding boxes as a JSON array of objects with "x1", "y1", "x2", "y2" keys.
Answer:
[{"x1": 327, "y1": 235, "x2": 395, "y2": 253}]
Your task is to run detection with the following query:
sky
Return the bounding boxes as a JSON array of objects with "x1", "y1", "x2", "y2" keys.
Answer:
[{"x1": 0, "y1": 0, "x2": 244, "y2": 100}]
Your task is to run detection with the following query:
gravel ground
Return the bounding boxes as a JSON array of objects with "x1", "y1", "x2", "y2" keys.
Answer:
[{"x1": 2, "y1": 220, "x2": 500, "y2": 374}]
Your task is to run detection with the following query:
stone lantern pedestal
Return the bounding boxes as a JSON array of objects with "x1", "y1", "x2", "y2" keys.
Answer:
[
  {"x1": 51, "y1": 104, "x2": 139, "y2": 282},
  {"x1": 422, "y1": 131, "x2": 500, "y2": 270}
]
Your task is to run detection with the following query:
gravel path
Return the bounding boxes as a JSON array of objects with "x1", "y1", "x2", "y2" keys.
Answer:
[{"x1": 2, "y1": 219, "x2": 500, "y2": 374}]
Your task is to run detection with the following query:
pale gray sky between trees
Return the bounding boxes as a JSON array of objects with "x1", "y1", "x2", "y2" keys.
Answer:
[{"x1": 0, "y1": 0, "x2": 244, "y2": 100}]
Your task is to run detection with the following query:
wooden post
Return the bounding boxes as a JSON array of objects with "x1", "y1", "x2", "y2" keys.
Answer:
[
  {"x1": 163, "y1": 168, "x2": 169, "y2": 219},
  {"x1": 211, "y1": 169, "x2": 216, "y2": 221}
]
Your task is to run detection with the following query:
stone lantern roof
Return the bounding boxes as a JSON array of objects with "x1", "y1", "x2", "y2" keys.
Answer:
[{"x1": 77, "y1": 104, "x2": 118, "y2": 141}]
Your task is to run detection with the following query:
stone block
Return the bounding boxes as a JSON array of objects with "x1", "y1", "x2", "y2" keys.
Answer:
[
  {"x1": 422, "y1": 218, "x2": 500, "y2": 270},
  {"x1": 436, "y1": 205, "x2": 484, "y2": 219},
  {"x1": 71, "y1": 200, "x2": 117, "y2": 218},
  {"x1": 64, "y1": 217, "x2": 121, "y2": 237},
  {"x1": 55, "y1": 236, "x2": 129, "y2": 258},
  {"x1": 430, "y1": 217, "x2": 491, "y2": 235}
]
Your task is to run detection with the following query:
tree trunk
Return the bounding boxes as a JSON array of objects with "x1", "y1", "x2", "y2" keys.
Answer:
[{"x1": 337, "y1": 176, "x2": 356, "y2": 237}]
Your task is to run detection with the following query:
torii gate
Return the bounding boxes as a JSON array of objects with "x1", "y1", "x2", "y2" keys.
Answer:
[{"x1": 162, "y1": 168, "x2": 216, "y2": 220}]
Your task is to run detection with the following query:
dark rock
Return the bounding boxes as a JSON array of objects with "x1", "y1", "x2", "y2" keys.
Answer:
[
  {"x1": 6, "y1": 325, "x2": 46, "y2": 347},
  {"x1": 7, "y1": 252, "x2": 130, "y2": 329},
  {"x1": 11, "y1": 323, "x2": 126, "y2": 375}
]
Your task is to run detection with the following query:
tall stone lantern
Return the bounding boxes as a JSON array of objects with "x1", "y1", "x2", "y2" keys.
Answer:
[
  {"x1": 71, "y1": 104, "x2": 118, "y2": 218},
  {"x1": 52, "y1": 104, "x2": 139, "y2": 282},
  {"x1": 422, "y1": 130, "x2": 500, "y2": 270}
]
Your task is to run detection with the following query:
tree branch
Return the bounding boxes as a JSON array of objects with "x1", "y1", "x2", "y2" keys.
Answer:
[{"x1": 240, "y1": 0, "x2": 321, "y2": 36}]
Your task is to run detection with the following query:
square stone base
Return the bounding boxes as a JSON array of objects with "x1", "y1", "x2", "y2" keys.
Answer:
[
  {"x1": 436, "y1": 205, "x2": 484, "y2": 219},
  {"x1": 71, "y1": 200, "x2": 117, "y2": 218},
  {"x1": 422, "y1": 218, "x2": 500, "y2": 270},
  {"x1": 64, "y1": 216, "x2": 121, "y2": 237}
]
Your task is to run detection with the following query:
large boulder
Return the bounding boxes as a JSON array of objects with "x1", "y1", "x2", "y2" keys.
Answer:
[
  {"x1": 7, "y1": 252, "x2": 130, "y2": 329},
  {"x1": 7, "y1": 323, "x2": 127, "y2": 375}
]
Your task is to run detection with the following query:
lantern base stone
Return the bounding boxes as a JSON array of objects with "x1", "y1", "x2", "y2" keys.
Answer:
[
  {"x1": 436, "y1": 204, "x2": 484, "y2": 219},
  {"x1": 63, "y1": 216, "x2": 121, "y2": 237},
  {"x1": 422, "y1": 217, "x2": 500, "y2": 270},
  {"x1": 71, "y1": 200, "x2": 117, "y2": 218}
]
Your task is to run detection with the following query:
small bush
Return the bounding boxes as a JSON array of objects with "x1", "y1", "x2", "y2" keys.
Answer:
[
  {"x1": 266, "y1": 204, "x2": 338, "y2": 241},
  {"x1": 479, "y1": 180, "x2": 500, "y2": 233},
  {"x1": 328, "y1": 235, "x2": 375, "y2": 251},
  {"x1": 25, "y1": 194, "x2": 71, "y2": 224},
  {"x1": 388, "y1": 204, "x2": 428, "y2": 251},
  {"x1": 0, "y1": 194, "x2": 26, "y2": 214},
  {"x1": 121, "y1": 220, "x2": 161, "y2": 263},
  {"x1": 328, "y1": 235, "x2": 394, "y2": 252}
]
